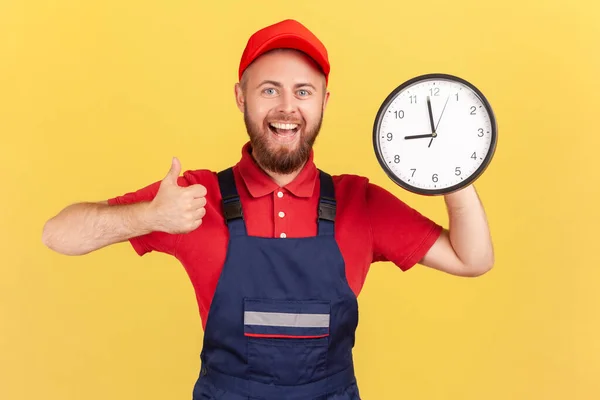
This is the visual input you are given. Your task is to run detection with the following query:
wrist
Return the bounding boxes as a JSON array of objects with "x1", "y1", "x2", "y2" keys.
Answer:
[
  {"x1": 137, "y1": 201, "x2": 160, "y2": 234},
  {"x1": 444, "y1": 185, "x2": 477, "y2": 211}
]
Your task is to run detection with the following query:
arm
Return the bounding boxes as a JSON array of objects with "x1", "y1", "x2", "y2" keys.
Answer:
[
  {"x1": 419, "y1": 184, "x2": 494, "y2": 277},
  {"x1": 42, "y1": 157, "x2": 207, "y2": 256},
  {"x1": 42, "y1": 200, "x2": 155, "y2": 256}
]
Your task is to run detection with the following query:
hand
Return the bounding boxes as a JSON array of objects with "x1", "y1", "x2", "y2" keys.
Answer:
[
  {"x1": 424, "y1": 95, "x2": 451, "y2": 147},
  {"x1": 434, "y1": 95, "x2": 450, "y2": 132},
  {"x1": 405, "y1": 133, "x2": 435, "y2": 140},
  {"x1": 149, "y1": 157, "x2": 207, "y2": 234},
  {"x1": 427, "y1": 96, "x2": 436, "y2": 133},
  {"x1": 427, "y1": 96, "x2": 436, "y2": 148}
]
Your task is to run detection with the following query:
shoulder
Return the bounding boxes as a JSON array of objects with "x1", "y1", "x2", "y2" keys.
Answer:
[
  {"x1": 330, "y1": 173, "x2": 398, "y2": 204},
  {"x1": 331, "y1": 173, "x2": 370, "y2": 196},
  {"x1": 179, "y1": 168, "x2": 219, "y2": 186},
  {"x1": 328, "y1": 174, "x2": 372, "y2": 221}
]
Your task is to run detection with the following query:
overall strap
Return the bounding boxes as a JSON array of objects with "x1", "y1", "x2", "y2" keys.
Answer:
[
  {"x1": 217, "y1": 167, "x2": 247, "y2": 236},
  {"x1": 317, "y1": 170, "x2": 336, "y2": 236}
]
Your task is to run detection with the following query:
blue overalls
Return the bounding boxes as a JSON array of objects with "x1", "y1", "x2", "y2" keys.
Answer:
[{"x1": 192, "y1": 167, "x2": 361, "y2": 400}]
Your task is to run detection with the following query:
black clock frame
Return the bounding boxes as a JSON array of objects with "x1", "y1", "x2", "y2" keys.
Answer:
[{"x1": 372, "y1": 73, "x2": 498, "y2": 196}]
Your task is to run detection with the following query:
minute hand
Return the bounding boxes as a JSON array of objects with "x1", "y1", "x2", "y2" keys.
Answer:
[{"x1": 427, "y1": 96, "x2": 436, "y2": 133}]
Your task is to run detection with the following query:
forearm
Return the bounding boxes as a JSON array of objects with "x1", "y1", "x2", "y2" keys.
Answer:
[
  {"x1": 42, "y1": 201, "x2": 155, "y2": 256},
  {"x1": 444, "y1": 185, "x2": 494, "y2": 272}
]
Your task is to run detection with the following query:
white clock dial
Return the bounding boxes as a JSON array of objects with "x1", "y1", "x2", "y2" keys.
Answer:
[{"x1": 373, "y1": 74, "x2": 497, "y2": 195}]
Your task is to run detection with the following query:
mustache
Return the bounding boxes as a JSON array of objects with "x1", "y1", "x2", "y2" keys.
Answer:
[{"x1": 267, "y1": 115, "x2": 302, "y2": 124}]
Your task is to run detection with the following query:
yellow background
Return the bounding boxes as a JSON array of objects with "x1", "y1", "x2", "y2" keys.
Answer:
[{"x1": 1, "y1": 0, "x2": 599, "y2": 399}]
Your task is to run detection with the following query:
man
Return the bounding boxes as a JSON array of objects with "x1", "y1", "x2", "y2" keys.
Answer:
[{"x1": 42, "y1": 19, "x2": 494, "y2": 400}]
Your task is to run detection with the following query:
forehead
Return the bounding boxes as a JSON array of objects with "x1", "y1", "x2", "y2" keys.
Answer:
[{"x1": 244, "y1": 49, "x2": 325, "y2": 86}]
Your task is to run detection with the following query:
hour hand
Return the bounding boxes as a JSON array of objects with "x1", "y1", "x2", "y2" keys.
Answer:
[{"x1": 404, "y1": 133, "x2": 435, "y2": 140}]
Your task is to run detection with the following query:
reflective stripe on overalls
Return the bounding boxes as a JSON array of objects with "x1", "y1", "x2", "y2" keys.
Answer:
[{"x1": 192, "y1": 167, "x2": 361, "y2": 400}]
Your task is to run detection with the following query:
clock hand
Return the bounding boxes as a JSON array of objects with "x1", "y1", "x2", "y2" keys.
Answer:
[
  {"x1": 434, "y1": 95, "x2": 450, "y2": 132},
  {"x1": 427, "y1": 96, "x2": 436, "y2": 133},
  {"x1": 405, "y1": 133, "x2": 435, "y2": 140},
  {"x1": 427, "y1": 95, "x2": 438, "y2": 148}
]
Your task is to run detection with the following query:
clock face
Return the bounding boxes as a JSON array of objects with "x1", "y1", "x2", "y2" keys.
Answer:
[{"x1": 373, "y1": 74, "x2": 497, "y2": 195}]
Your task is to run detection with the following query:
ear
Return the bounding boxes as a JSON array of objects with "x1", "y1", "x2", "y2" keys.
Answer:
[
  {"x1": 322, "y1": 90, "x2": 330, "y2": 112},
  {"x1": 234, "y1": 83, "x2": 245, "y2": 113}
]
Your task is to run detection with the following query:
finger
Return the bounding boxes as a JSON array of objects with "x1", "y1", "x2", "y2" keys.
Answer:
[
  {"x1": 192, "y1": 217, "x2": 203, "y2": 230},
  {"x1": 163, "y1": 157, "x2": 182, "y2": 186},
  {"x1": 190, "y1": 202, "x2": 206, "y2": 215},
  {"x1": 192, "y1": 196, "x2": 207, "y2": 208},
  {"x1": 188, "y1": 184, "x2": 207, "y2": 198}
]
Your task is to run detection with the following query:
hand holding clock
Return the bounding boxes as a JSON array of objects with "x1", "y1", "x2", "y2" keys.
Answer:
[{"x1": 372, "y1": 74, "x2": 496, "y2": 278}]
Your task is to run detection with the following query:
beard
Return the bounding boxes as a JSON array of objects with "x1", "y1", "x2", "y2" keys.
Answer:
[{"x1": 243, "y1": 102, "x2": 324, "y2": 174}]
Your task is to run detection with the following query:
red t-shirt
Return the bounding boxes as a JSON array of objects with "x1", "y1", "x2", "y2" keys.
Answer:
[{"x1": 108, "y1": 142, "x2": 443, "y2": 329}]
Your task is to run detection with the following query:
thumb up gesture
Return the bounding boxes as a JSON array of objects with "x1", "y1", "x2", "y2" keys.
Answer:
[{"x1": 149, "y1": 157, "x2": 207, "y2": 234}]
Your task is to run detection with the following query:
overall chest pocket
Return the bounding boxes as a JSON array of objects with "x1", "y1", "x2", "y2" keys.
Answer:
[{"x1": 244, "y1": 298, "x2": 331, "y2": 385}]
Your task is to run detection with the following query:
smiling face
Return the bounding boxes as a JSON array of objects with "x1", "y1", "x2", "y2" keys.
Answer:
[{"x1": 235, "y1": 49, "x2": 330, "y2": 174}]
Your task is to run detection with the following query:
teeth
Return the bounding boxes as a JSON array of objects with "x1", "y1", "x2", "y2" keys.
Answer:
[{"x1": 270, "y1": 122, "x2": 298, "y2": 130}]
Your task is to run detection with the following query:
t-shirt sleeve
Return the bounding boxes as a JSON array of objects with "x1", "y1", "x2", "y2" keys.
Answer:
[
  {"x1": 367, "y1": 182, "x2": 443, "y2": 271},
  {"x1": 106, "y1": 179, "x2": 180, "y2": 257}
]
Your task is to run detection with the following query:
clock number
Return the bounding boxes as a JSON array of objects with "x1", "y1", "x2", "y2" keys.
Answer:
[
  {"x1": 387, "y1": 132, "x2": 393, "y2": 141},
  {"x1": 410, "y1": 168, "x2": 416, "y2": 177},
  {"x1": 432, "y1": 174, "x2": 438, "y2": 183},
  {"x1": 394, "y1": 155, "x2": 400, "y2": 163},
  {"x1": 455, "y1": 167, "x2": 461, "y2": 176},
  {"x1": 429, "y1": 87, "x2": 440, "y2": 96},
  {"x1": 478, "y1": 128, "x2": 484, "y2": 137},
  {"x1": 455, "y1": 93, "x2": 459, "y2": 101},
  {"x1": 410, "y1": 95, "x2": 417, "y2": 104},
  {"x1": 471, "y1": 152, "x2": 477, "y2": 160},
  {"x1": 394, "y1": 110, "x2": 404, "y2": 119},
  {"x1": 470, "y1": 106, "x2": 477, "y2": 115}
]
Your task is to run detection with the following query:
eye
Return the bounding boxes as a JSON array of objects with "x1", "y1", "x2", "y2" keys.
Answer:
[
  {"x1": 297, "y1": 89, "x2": 310, "y2": 97},
  {"x1": 263, "y1": 88, "x2": 277, "y2": 95}
]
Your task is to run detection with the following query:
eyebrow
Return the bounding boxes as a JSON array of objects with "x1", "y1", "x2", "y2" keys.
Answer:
[{"x1": 256, "y1": 80, "x2": 317, "y2": 91}]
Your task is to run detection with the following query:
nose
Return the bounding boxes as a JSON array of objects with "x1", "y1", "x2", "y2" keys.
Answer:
[{"x1": 275, "y1": 89, "x2": 297, "y2": 115}]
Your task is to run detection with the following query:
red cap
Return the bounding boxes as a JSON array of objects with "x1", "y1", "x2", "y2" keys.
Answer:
[{"x1": 238, "y1": 19, "x2": 330, "y2": 85}]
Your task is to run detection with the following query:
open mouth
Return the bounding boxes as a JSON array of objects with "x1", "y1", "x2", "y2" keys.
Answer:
[{"x1": 268, "y1": 122, "x2": 300, "y2": 140}]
